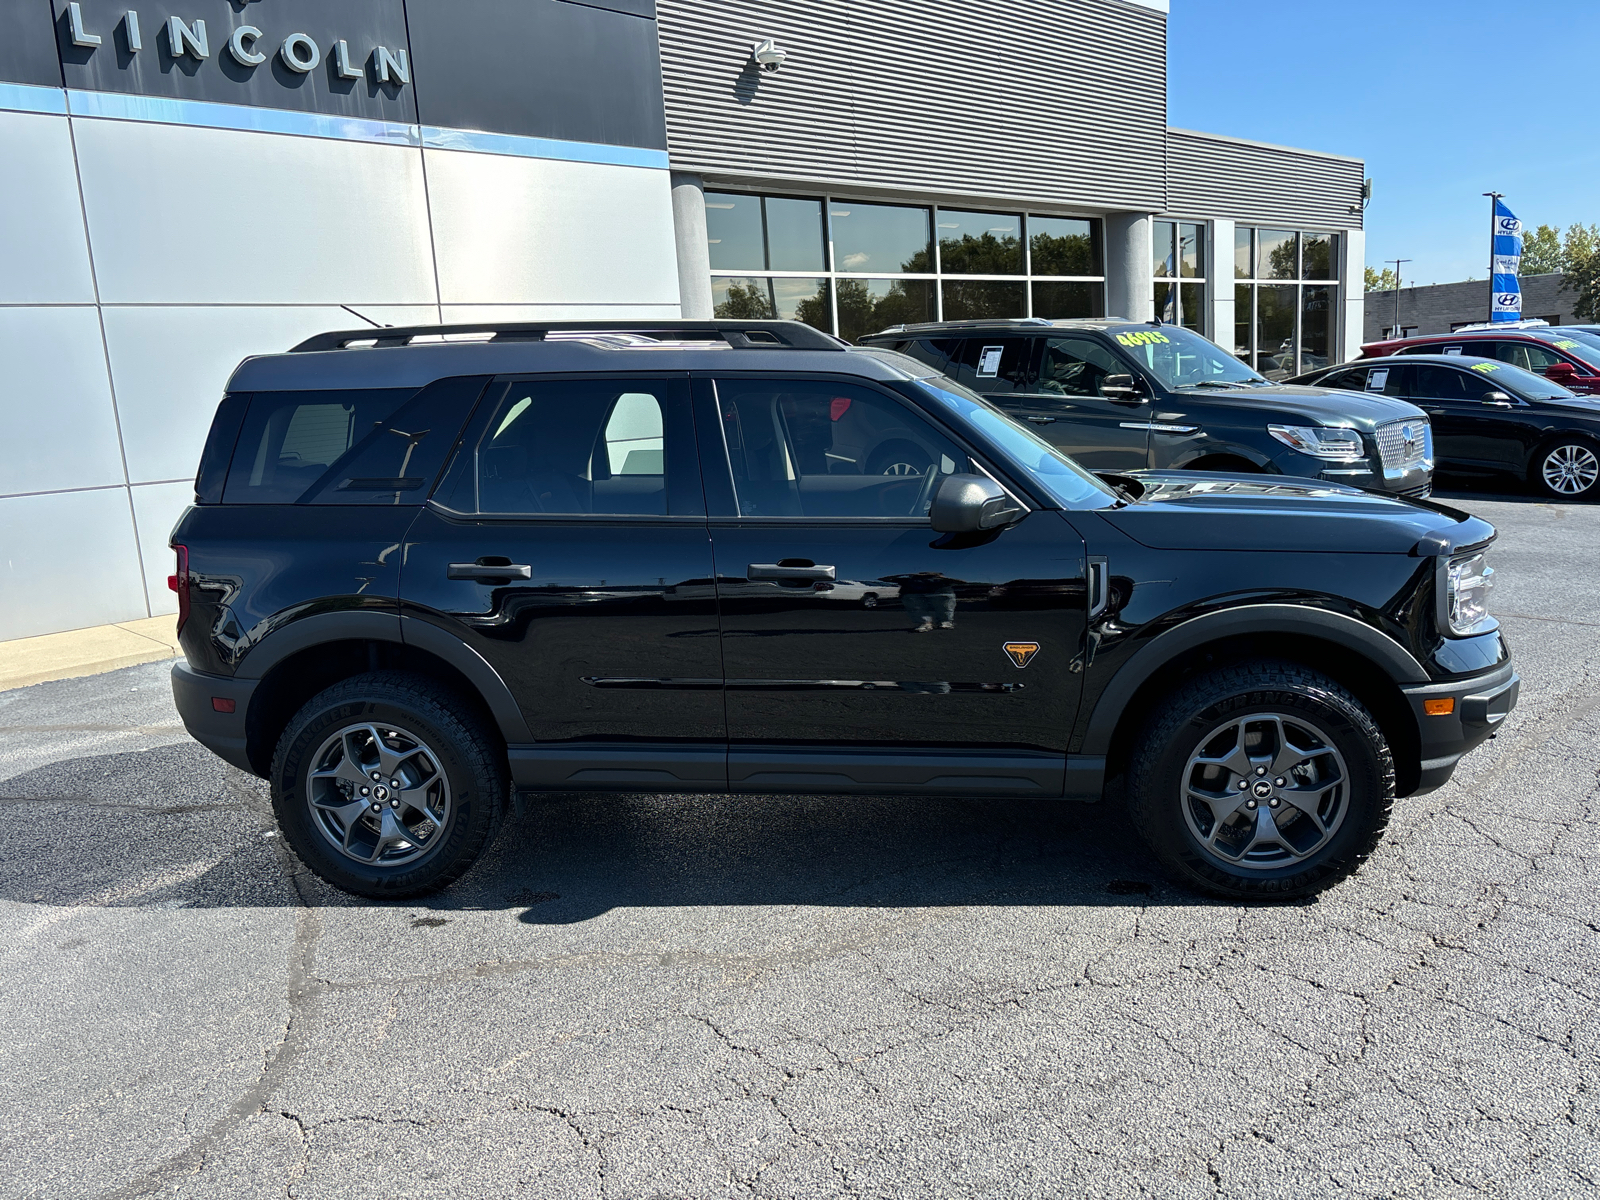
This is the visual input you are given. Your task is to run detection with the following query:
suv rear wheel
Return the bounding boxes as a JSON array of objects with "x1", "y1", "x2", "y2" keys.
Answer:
[
  {"x1": 1127, "y1": 662, "x2": 1394, "y2": 899},
  {"x1": 270, "y1": 672, "x2": 507, "y2": 898}
]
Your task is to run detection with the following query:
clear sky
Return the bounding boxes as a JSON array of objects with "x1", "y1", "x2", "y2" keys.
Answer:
[{"x1": 1167, "y1": 0, "x2": 1600, "y2": 287}]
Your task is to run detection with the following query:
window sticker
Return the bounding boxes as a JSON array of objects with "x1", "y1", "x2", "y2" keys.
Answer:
[
  {"x1": 1367, "y1": 368, "x2": 1388, "y2": 391},
  {"x1": 1469, "y1": 361, "x2": 1502, "y2": 374},
  {"x1": 1115, "y1": 331, "x2": 1171, "y2": 347},
  {"x1": 977, "y1": 346, "x2": 1005, "y2": 377},
  {"x1": 1553, "y1": 339, "x2": 1581, "y2": 349},
  {"x1": 1443, "y1": 346, "x2": 1463, "y2": 355}
]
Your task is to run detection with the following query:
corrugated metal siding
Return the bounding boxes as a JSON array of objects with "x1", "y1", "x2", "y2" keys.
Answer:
[
  {"x1": 1165, "y1": 129, "x2": 1364, "y2": 230},
  {"x1": 657, "y1": 0, "x2": 1168, "y2": 212}
]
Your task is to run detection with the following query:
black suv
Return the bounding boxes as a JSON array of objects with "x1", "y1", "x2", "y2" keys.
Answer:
[
  {"x1": 859, "y1": 319, "x2": 1434, "y2": 497},
  {"x1": 170, "y1": 320, "x2": 1517, "y2": 902}
]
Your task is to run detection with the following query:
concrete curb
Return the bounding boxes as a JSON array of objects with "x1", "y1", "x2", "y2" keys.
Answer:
[{"x1": 0, "y1": 616, "x2": 182, "y2": 692}]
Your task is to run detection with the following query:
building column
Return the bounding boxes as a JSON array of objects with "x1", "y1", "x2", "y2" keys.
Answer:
[
  {"x1": 670, "y1": 172, "x2": 713, "y2": 319},
  {"x1": 1104, "y1": 213, "x2": 1154, "y2": 323},
  {"x1": 1339, "y1": 227, "x2": 1366, "y2": 363},
  {"x1": 1208, "y1": 218, "x2": 1235, "y2": 350}
]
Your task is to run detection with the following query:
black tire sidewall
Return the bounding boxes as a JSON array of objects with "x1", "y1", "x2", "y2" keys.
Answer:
[
  {"x1": 1132, "y1": 675, "x2": 1390, "y2": 899},
  {"x1": 272, "y1": 682, "x2": 500, "y2": 898}
]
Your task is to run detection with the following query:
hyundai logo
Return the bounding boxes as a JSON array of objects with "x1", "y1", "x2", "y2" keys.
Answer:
[
  {"x1": 1498, "y1": 217, "x2": 1520, "y2": 232},
  {"x1": 1497, "y1": 294, "x2": 1520, "y2": 306}
]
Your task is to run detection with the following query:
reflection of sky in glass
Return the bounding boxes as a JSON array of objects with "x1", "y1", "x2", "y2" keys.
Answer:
[
  {"x1": 1258, "y1": 230, "x2": 1298, "y2": 279},
  {"x1": 705, "y1": 192, "x2": 764, "y2": 271},
  {"x1": 766, "y1": 198, "x2": 825, "y2": 272},
  {"x1": 830, "y1": 202, "x2": 931, "y2": 274}
]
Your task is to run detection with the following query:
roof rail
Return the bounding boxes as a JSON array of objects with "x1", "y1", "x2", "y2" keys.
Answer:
[
  {"x1": 1446, "y1": 319, "x2": 1551, "y2": 333},
  {"x1": 288, "y1": 319, "x2": 845, "y2": 353},
  {"x1": 872, "y1": 318, "x2": 1055, "y2": 336}
]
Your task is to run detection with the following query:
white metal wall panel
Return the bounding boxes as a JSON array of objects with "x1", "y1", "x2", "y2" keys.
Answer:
[
  {"x1": 103, "y1": 304, "x2": 441, "y2": 487},
  {"x1": 441, "y1": 303, "x2": 683, "y2": 323},
  {"x1": 131, "y1": 480, "x2": 193, "y2": 616},
  {"x1": 0, "y1": 307, "x2": 124, "y2": 497},
  {"x1": 1165, "y1": 129, "x2": 1364, "y2": 230},
  {"x1": 425, "y1": 149, "x2": 681, "y2": 306},
  {"x1": 72, "y1": 119, "x2": 439, "y2": 305},
  {"x1": 0, "y1": 489, "x2": 147, "y2": 641},
  {"x1": 0, "y1": 111, "x2": 96, "y2": 304},
  {"x1": 657, "y1": 0, "x2": 1168, "y2": 212}
]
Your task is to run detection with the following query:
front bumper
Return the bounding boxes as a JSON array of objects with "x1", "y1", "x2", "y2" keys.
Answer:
[
  {"x1": 172, "y1": 660, "x2": 259, "y2": 775},
  {"x1": 1401, "y1": 660, "x2": 1520, "y2": 794}
]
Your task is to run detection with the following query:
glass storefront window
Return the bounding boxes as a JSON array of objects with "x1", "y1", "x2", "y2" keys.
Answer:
[
  {"x1": 1033, "y1": 280, "x2": 1103, "y2": 320},
  {"x1": 1029, "y1": 217, "x2": 1098, "y2": 276},
  {"x1": 1301, "y1": 284, "x2": 1336, "y2": 371},
  {"x1": 705, "y1": 192, "x2": 765, "y2": 271},
  {"x1": 1258, "y1": 229, "x2": 1299, "y2": 280},
  {"x1": 1234, "y1": 227, "x2": 1253, "y2": 280},
  {"x1": 1179, "y1": 224, "x2": 1205, "y2": 279},
  {"x1": 941, "y1": 280, "x2": 1026, "y2": 321},
  {"x1": 712, "y1": 277, "x2": 831, "y2": 327},
  {"x1": 1302, "y1": 233, "x2": 1336, "y2": 281},
  {"x1": 1153, "y1": 220, "x2": 1176, "y2": 277},
  {"x1": 830, "y1": 201, "x2": 933, "y2": 274},
  {"x1": 1234, "y1": 284, "x2": 1252, "y2": 359},
  {"x1": 1180, "y1": 282, "x2": 1205, "y2": 333},
  {"x1": 1256, "y1": 284, "x2": 1298, "y2": 379},
  {"x1": 937, "y1": 210, "x2": 1023, "y2": 275},
  {"x1": 765, "y1": 197, "x2": 826, "y2": 272},
  {"x1": 836, "y1": 278, "x2": 935, "y2": 343}
]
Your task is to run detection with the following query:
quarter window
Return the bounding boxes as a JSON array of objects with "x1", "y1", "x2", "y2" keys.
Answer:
[{"x1": 223, "y1": 388, "x2": 416, "y2": 504}]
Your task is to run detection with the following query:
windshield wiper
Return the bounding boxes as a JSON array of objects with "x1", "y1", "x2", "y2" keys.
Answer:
[{"x1": 1176, "y1": 379, "x2": 1254, "y2": 390}]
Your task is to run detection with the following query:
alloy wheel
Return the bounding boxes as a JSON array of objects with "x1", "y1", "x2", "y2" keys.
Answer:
[
  {"x1": 305, "y1": 722, "x2": 452, "y2": 867},
  {"x1": 1181, "y1": 712, "x2": 1350, "y2": 870},
  {"x1": 1541, "y1": 444, "x2": 1599, "y2": 496}
]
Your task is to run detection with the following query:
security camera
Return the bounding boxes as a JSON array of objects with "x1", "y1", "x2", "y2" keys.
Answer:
[{"x1": 751, "y1": 38, "x2": 786, "y2": 72}]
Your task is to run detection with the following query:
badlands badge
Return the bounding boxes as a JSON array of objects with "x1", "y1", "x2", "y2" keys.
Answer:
[{"x1": 1003, "y1": 641, "x2": 1040, "y2": 668}]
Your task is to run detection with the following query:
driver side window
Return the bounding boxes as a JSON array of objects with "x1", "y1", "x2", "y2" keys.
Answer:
[
  {"x1": 1036, "y1": 336, "x2": 1127, "y2": 397},
  {"x1": 714, "y1": 379, "x2": 968, "y2": 518}
]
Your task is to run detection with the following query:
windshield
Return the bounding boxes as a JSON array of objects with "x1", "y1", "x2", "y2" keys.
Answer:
[
  {"x1": 1108, "y1": 325, "x2": 1265, "y2": 389},
  {"x1": 1467, "y1": 358, "x2": 1579, "y2": 400},
  {"x1": 1544, "y1": 335, "x2": 1600, "y2": 370},
  {"x1": 912, "y1": 378, "x2": 1120, "y2": 509}
]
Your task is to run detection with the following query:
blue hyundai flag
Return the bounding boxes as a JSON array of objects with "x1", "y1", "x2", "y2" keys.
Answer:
[{"x1": 1491, "y1": 199, "x2": 1523, "y2": 322}]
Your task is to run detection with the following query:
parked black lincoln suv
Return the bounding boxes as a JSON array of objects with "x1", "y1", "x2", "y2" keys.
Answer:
[
  {"x1": 169, "y1": 320, "x2": 1516, "y2": 901},
  {"x1": 859, "y1": 318, "x2": 1434, "y2": 497}
]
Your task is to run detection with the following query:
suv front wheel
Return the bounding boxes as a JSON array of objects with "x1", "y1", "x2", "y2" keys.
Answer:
[
  {"x1": 1127, "y1": 662, "x2": 1394, "y2": 899},
  {"x1": 270, "y1": 672, "x2": 507, "y2": 898}
]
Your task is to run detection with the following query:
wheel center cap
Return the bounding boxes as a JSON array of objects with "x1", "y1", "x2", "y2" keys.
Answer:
[
  {"x1": 1252, "y1": 780, "x2": 1274, "y2": 798},
  {"x1": 373, "y1": 785, "x2": 389, "y2": 801}
]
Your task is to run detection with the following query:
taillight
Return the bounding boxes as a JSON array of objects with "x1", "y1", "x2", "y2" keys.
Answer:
[{"x1": 168, "y1": 545, "x2": 190, "y2": 635}]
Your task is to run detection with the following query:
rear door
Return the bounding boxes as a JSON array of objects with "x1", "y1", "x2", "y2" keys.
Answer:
[
  {"x1": 697, "y1": 372, "x2": 1087, "y2": 796},
  {"x1": 975, "y1": 336, "x2": 1152, "y2": 469},
  {"x1": 401, "y1": 374, "x2": 726, "y2": 791}
]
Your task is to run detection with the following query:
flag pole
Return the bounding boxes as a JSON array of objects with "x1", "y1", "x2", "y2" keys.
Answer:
[{"x1": 1483, "y1": 191, "x2": 1502, "y2": 322}]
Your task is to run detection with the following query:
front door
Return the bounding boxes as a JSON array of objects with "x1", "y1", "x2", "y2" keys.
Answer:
[
  {"x1": 1407, "y1": 363, "x2": 1525, "y2": 474},
  {"x1": 401, "y1": 374, "x2": 725, "y2": 791},
  {"x1": 696, "y1": 373, "x2": 1087, "y2": 795},
  {"x1": 988, "y1": 335, "x2": 1153, "y2": 470}
]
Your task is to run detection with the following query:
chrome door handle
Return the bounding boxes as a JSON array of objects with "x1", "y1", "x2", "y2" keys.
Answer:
[
  {"x1": 747, "y1": 563, "x2": 836, "y2": 581},
  {"x1": 448, "y1": 561, "x2": 532, "y2": 581},
  {"x1": 1026, "y1": 416, "x2": 1057, "y2": 424}
]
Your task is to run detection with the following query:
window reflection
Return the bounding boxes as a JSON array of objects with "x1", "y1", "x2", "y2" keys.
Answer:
[
  {"x1": 936, "y1": 209, "x2": 1023, "y2": 275},
  {"x1": 1256, "y1": 284, "x2": 1298, "y2": 379},
  {"x1": 830, "y1": 201, "x2": 933, "y2": 274},
  {"x1": 1033, "y1": 280, "x2": 1103, "y2": 319},
  {"x1": 1234, "y1": 227, "x2": 1253, "y2": 279},
  {"x1": 712, "y1": 277, "x2": 831, "y2": 329},
  {"x1": 1180, "y1": 223, "x2": 1204, "y2": 278},
  {"x1": 941, "y1": 280, "x2": 1025, "y2": 321},
  {"x1": 1301, "y1": 284, "x2": 1335, "y2": 370},
  {"x1": 705, "y1": 192, "x2": 764, "y2": 271},
  {"x1": 835, "y1": 278, "x2": 934, "y2": 343},
  {"x1": 1258, "y1": 229, "x2": 1298, "y2": 280},
  {"x1": 1153, "y1": 220, "x2": 1176, "y2": 277},
  {"x1": 1030, "y1": 216, "x2": 1098, "y2": 276},
  {"x1": 1302, "y1": 233, "x2": 1335, "y2": 280}
]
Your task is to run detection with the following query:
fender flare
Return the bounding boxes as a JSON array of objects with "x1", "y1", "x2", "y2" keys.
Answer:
[
  {"x1": 233, "y1": 608, "x2": 533, "y2": 744},
  {"x1": 1076, "y1": 603, "x2": 1428, "y2": 757}
]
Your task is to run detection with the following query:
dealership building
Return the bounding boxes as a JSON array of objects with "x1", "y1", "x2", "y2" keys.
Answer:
[{"x1": 0, "y1": 0, "x2": 1366, "y2": 641}]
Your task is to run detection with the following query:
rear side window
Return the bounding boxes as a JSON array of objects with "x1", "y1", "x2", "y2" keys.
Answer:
[
  {"x1": 223, "y1": 389, "x2": 415, "y2": 504},
  {"x1": 895, "y1": 338, "x2": 960, "y2": 372},
  {"x1": 949, "y1": 338, "x2": 1036, "y2": 393}
]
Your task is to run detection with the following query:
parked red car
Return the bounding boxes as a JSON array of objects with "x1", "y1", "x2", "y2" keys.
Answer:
[{"x1": 1360, "y1": 327, "x2": 1600, "y2": 395}]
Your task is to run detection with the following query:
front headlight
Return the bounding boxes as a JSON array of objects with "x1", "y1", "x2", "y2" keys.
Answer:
[
  {"x1": 1446, "y1": 550, "x2": 1496, "y2": 635},
  {"x1": 1267, "y1": 424, "x2": 1366, "y2": 461}
]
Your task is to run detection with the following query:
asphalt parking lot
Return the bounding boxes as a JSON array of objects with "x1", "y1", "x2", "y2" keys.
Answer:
[{"x1": 3, "y1": 486, "x2": 1598, "y2": 1199}]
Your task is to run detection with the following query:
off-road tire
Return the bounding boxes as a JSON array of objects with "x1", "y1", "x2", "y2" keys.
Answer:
[
  {"x1": 1127, "y1": 661, "x2": 1394, "y2": 900},
  {"x1": 270, "y1": 671, "x2": 507, "y2": 899}
]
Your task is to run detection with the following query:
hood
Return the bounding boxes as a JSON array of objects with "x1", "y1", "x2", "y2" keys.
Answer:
[
  {"x1": 1531, "y1": 395, "x2": 1600, "y2": 416},
  {"x1": 1165, "y1": 383, "x2": 1424, "y2": 429},
  {"x1": 1098, "y1": 471, "x2": 1495, "y2": 554}
]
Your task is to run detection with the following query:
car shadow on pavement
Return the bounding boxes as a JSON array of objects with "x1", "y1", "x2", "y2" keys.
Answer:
[{"x1": 0, "y1": 743, "x2": 1235, "y2": 920}]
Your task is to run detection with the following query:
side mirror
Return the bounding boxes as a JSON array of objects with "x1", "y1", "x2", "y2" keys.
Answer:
[
  {"x1": 1484, "y1": 391, "x2": 1514, "y2": 406},
  {"x1": 1546, "y1": 361, "x2": 1577, "y2": 377},
  {"x1": 1100, "y1": 373, "x2": 1145, "y2": 402},
  {"x1": 929, "y1": 474, "x2": 1024, "y2": 533}
]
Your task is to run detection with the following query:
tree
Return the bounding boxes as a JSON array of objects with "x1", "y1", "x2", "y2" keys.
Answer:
[
  {"x1": 1364, "y1": 266, "x2": 1399, "y2": 292},
  {"x1": 1520, "y1": 223, "x2": 1563, "y2": 275},
  {"x1": 713, "y1": 280, "x2": 776, "y2": 320},
  {"x1": 1562, "y1": 222, "x2": 1600, "y2": 320}
]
